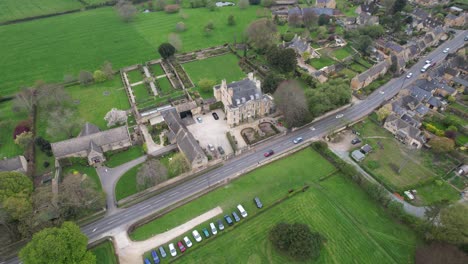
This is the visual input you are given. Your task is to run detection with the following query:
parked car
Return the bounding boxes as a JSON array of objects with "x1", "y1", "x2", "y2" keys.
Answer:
[
  {"x1": 159, "y1": 246, "x2": 167, "y2": 258},
  {"x1": 464, "y1": 35, "x2": 468, "y2": 41},
  {"x1": 293, "y1": 137, "x2": 303, "y2": 144},
  {"x1": 351, "y1": 138, "x2": 361, "y2": 145},
  {"x1": 168, "y1": 243, "x2": 177, "y2": 257},
  {"x1": 212, "y1": 112, "x2": 219, "y2": 120},
  {"x1": 183, "y1": 236, "x2": 192, "y2": 248},
  {"x1": 151, "y1": 250, "x2": 160, "y2": 264},
  {"x1": 237, "y1": 204, "x2": 248, "y2": 218},
  {"x1": 224, "y1": 215, "x2": 234, "y2": 226},
  {"x1": 232, "y1": 212, "x2": 240, "y2": 222},
  {"x1": 406, "y1": 72, "x2": 413, "y2": 79},
  {"x1": 425, "y1": 59, "x2": 431, "y2": 64},
  {"x1": 209, "y1": 222, "x2": 217, "y2": 235},
  {"x1": 443, "y1": 47, "x2": 450, "y2": 53},
  {"x1": 207, "y1": 144, "x2": 215, "y2": 151},
  {"x1": 336, "y1": 114, "x2": 344, "y2": 118},
  {"x1": 202, "y1": 228, "x2": 210, "y2": 238},
  {"x1": 177, "y1": 241, "x2": 186, "y2": 253},
  {"x1": 217, "y1": 219, "x2": 225, "y2": 231},
  {"x1": 217, "y1": 146, "x2": 225, "y2": 155},
  {"x1": 264, "y1": 149, "x2": 274, "y2": 157},
  {"x1": 196, "y1": 117, "x2": 202, "y2": 123},
  {"x1": 192, "y1": 230, "x2": 202, "y2": 242},
  {"x1": 254, "y1": 197, "x2": 263, "y2": 208},
  {"x1": 144, "y1": 258, "x2": 151, "y2": 264}
]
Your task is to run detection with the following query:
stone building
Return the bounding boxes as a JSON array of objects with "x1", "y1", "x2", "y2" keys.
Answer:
[
  {"x1": 51, "y1": 123, "x2": 132, "y2": 165},
  {"x1": 213, "y1": 73, "x2": 275, "y2": 127},
  {"x1": 0, "y1": 155, "x2": 28, "y2": 173},
  {"x1": 350, "y1": 60, "x2": 390, "y2": 90}
]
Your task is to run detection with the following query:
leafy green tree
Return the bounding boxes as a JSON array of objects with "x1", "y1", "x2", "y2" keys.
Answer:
[
  {"x1": 158, "y1": 43, "x2": 176, "y2": 59},
  {"x1": 198, "y1": 78, "x2": 216, "y2": 93},
  {"x1": 0, "y1": 171, "x2": 33, "y2": 205},
  {"x1": 266, "y1": 46, "x2": 297, "y2": 73},
  {"x1": 392, "y1": 0, "x2": 406, "y2": 14},
  {"x1": 262, "y1": 73, "x2": 285, "y2": 94},
  {"x1": 430, "y1": 136, "x2": 455, "y2": 153},
  {"x1": 246, "y1": 18, "x2": 278, "y2": 51},
  {"x1": 432, "y1": 203, "x2": 468, "y2": 245},
  {"x1": 78, "y1": 70, "x2": 94, "y2": 85},
  {"x1": 101, "y1": 61, "x2": 114, "y2": 80},
  {"x1": 14, "y1": 131, "x2": 33, "y2": 149},
  {"x1": 19, "y1": 221, "x2": 96, "y2": 264},
  {"x1": 376, "y1": 104, "x2": 392, "y2": 122},
  {"x1": 318, "y1": 14, "x2": 330, "y2": 26},
  {"x1": 227, "y1": 14, "x2": 235, "y2": 26},
  {"x1": 93, "y1": 70, "x2": 106, "y2": 83}
]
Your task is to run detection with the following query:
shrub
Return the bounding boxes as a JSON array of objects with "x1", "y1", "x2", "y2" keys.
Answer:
[
  {"x1": 43, "y1": 161, "x2": 50, "y2": 168},
  {"x1": 164, "y1": 4, "x2": 180, "y2": 13},
  {"x1": 282, "y1": 32, "x2": 295, "y2": 42},
  {"x1": 175, "y1": 21, "x2": 186, "y2": 32},
  {"x1": 198, "y1": 78, "x2": 216, "y2": 93},
  {"x1": 190, "y1": 0, "x2": 206, "y2": 8},
  {"x1": 13, "y1": 120, "x2": 31, "y2": 139},
  {"x1": 93, "y1": 70, "x2": 106, "y2": 83}
]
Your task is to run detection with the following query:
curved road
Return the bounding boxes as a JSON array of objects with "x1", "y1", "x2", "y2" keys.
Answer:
[{"x1": 4, "y1": 30, "x2": 466, "y2": 264}]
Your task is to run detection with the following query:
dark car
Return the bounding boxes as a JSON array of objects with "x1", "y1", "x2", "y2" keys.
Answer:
[
  {"x1": 232, "y1": 212, "x2": 240, "y2": 222},
  {"x1": 202, "y1": 228, "x2": 210, "y2": 238},
  {"x1": 177, "y1": 241, "x2": 186, "y2": 253},
  {"x1": 217, "y1": 219, "x2": 225, "y2": 231},
  {"x1": 351, "y1": 138, "x2": 361, "y2": 145},
  {"x1": 254, "y1": 197, "x2": 263, "y2": 208},
  {"x1": 217, "y1": 146, "x2": 225, "y2": 155},
  {"x1": 224, "y1": 215, "x2": 234, "y2": 226},
  {"x1": 144, "y1": 258, "x2": 151, "y2": 264},
  {"x1": 159, "y1": 246, "x2": 167, "y2": 258},
  {"x1": 264, "y1": 149, "x2": 274, "y2": 157},
  {"x1": 151, "y1": 250, "x2": 160, "y2": 264},
  {"x1": 212, "y1": 112, "x2": 219, "y2": 120}
]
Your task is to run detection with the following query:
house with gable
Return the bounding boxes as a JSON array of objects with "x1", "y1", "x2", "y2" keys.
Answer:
[
  {"x1": 0, "y1": 156, "x2": 28, "y2": 173},
  {"x1": 286, "y1": 35, "x2": 320, "y2": 58},
  {"x1": 445, "y1": 12, "x2": 467, "y2": 27},
  {"x1": 350, "y1": 60, "x2": 390, "y2": 90},
  {"x1": 384, "y1": 114, "x2": 423, "y2": 148}
]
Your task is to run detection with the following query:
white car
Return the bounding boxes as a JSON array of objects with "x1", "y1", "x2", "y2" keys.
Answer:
[
  {"x1": 237, "y1": 204, "x2": 248, "y2": 218},
  {"x1": 443, "y1": 48, "x2": 450, "y2": 53},
  {"x1": 336, "y1": 114, "x2": 344, "y2": 118},
  {"x1": 406, "y1": 72, "x2": 413, "y2": 79},
  {"x1": 196, "y1": 117, "x2": 202, "y2": 123},
  {"x1": 424, "y1": 59, "x2": 431, "y2": 64},
  {"x1": 209, "y1": 222, "x2": 217, "y2": 235},
  {"x1": 293, "y1": 137, "x2": 303, "y2": 144},
  {"x1": 207, "y1": 144, "x2": 215, "y2": 151},
  {"x1": 183, "y1": 236, "x2": 192, "y2": 248},
  {"x1": 192, "y1": 230, "x2": 202, "y2": 242},
  {"x1": 379, "y1": 91, "x2": 385, "y2": 94},
  {"x1": 168, "y1": 243, "x2": 177, "y2": 257}
]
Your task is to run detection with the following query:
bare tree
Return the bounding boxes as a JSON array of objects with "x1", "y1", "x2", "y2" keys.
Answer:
[
  {"x1": 168, "y1": 33, "x2": 183, "y2": 51},
  {"x1": 303, "y1": 9, "x2": 318, "y2": 29},
  {"x1": 246, "y1": 18, "x2": 278, "y2": 50},
  {"x1": 274, "y1": 80, "x2": 312, "y2": 128},
  {"x1": 116, "y1": 0, "x2": 138, "y2": 22},
  {"x1": 239, "y1": 0, "x2": 250, "y2": 9},
  {"x1": 36, "y1": 83, "x2": 70, "y2": 110},
  {"x1": 136, "y1": 159, "x2": 168, "y2": 191},
  {"x1": 104, "y1": 108, "x2": 128, "y2": 127},
  {"x1": 288, "y1": 13, "x2": 301, "y2": 27},
  {"x1": 78, "y1": 70, "x2": 94, "y2": 85},
  {"x1": 101, "y1": 61, "x2": 114, "y2": 80},
  {"x1": 47, "y1": 108, "x2": 83, "y2": 139},
  {"x1": 12, "y1": 87, "x2": 36, "y2": 113}
]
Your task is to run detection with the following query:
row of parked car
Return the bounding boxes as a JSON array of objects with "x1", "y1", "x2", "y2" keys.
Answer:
[{"x1": 144, "y1": 201, "x2": 262, "y2": 263}]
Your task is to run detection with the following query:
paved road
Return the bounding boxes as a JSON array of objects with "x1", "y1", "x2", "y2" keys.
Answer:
[{"x1": 4, "y1": 30, "x2": 466, "y2": 264}]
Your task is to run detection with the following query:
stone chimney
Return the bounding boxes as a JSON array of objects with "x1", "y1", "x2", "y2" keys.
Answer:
[
  {"x1": 221, "y1": 79, "x2": 227, "y2": 89},
  {"x1": 248, "y1": 72, "x2": 254, "y2": 80}
]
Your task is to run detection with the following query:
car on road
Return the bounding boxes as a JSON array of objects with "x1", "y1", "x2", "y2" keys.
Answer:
[
  {"x1": 425, "y1": 59, "x2": 431, "y2": 64},
  {"x1": 177, "y1": 241, "x2": 186, "y2": 253},
  {"x1": 217, "y1": 146, "x2": 225, "y2": 155},
  {"x1": 351, "y1": 138, "x2": 361, "y2": 145},
  {"x1": 310, "y1": 127, "x2": 316, "y2": 131},
  {"x1": 232, "y1": 211, "x2": 241, "y2": 222},
  {"x1": 210, "y1": 222, "x2": 218, "y2": 235},
  {"x1": 293, "y1": 137, "x2": 303, "y2": 144},
  {"x1": 217, "y1": 219, "x2": 225, "y2": 230},
  {"x1": 151, "y1": 250, "x2": 160, "y2": 264},
  {"x1": 336, "y1": 114, "x2": 344, "y2": 118},
  {"x1": 192, "y1": 230, "x2": 202, "y2": 242},
  {"x1": 183, "y1": 236, "x2": 192, "y2": 248},
  {"x1": 159, "y1": 246, "x2": 167, "y2": 258},
  {"x1": 264, "y1": 149, "x2": 274, "y2": 157},
  {"x1": 465, "y1": 35, "x2": 468, "y2": 41},
  {"x1": 443, "y1": 47, "x2": 450, "y2": 53},
  {"x1": 207, "y1": 144, "x2": 215, "y2": 152},
  {"x1": 144, "y1": 258, "x2": 151, "y2": 264},
  {"x1": 237, "y1": 204, "x2": 248, "y2": 218},
  {"x1": 196, "y1": 117, "x2": 202, "y2": 123},
  {"x1": 254, "y1": 197, "x2": 263, "y2": 208},
  {"x1": 212, "y1": 112, "x2": 219, "y2": 120},
  {"x1": 379, "y1": 91, "x2": 385, "y2": 94},
  {"x1": 406, "y1": 72, "x2": 413, "y2": 79},
  {"x1": 202, "y1": 228, "x2": 210, "y2": 238},
  {"x1": 168, "y1": 243, "x2": 177, "y2": 257},
  {"x1": 224, "y1": 215, "x2": 234, "y2": 226}
]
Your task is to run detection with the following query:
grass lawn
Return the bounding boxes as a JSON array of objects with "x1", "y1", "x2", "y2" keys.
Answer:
[
  {"x1": 127, "y1": 70, "x2": 144, "y2": 84},
  {"x1": 150, "y1": 63, "x2": 165, "y2": 76},
  {"x1": 132, "y1": 83, "x2": 153, "y2": 103},
  {"x1": 415, "y1": 180, "x2": 460, "y2": 205},
  {"x1": 349, "y1": 62, "x2": 368, "y2": 73},
  {"x1": 332, "y1": 46, "x2": 354, "y2": 60},
  {"x1": 309, "y1": 55, "x2": 335, "y2": 69},
  {"x1": 137, "y1": 148, "x2": 418, "y2": 263},
  {"x1": 34, "y1": 148, "x2": 55, "y2": 176},
  {"x1": 340, "y1": 68, "x2": 358, "y2": 79},
  {"x1": 0, "y1": 100, "x2": 28, "y2": 158},
  {"x1": 0, "y1": 0, "x2": 83, "y2": 23},
  {"x1": 63, "y1": 163, "x2": 102, "y2": 191},
  {"x1": 157, "y1": 77, "x2": 174, "y2": 95},
  {"x1": 0, "y1": 6, "x2": 261, "y2": 96},
  {"x1": 115, "y1": 164, "x2": 141, "y2": 201},
  {"x1": 89, "y1": 240, "x2": 118, "y2": 264},
  {"x1": 105, "y1": 145, "x2": 144, "y2": 168},
  {"x1": 183, "y1": 53, "x2": 245, "y2": 85},
  {"x1": 450, "y1": 176, "x2": 467, "y2": 190}
]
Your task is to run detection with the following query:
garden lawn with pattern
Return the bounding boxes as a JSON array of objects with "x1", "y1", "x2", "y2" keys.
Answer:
[
  {"x1": 90, "y1": 240, "x2": 118, "y2": 264},
  {"x1": 0, "y1": 100, "x2": 28, "y2": 158},
  {"x1": 0, "y1": 0, "x2": 83, "y2": 23}
]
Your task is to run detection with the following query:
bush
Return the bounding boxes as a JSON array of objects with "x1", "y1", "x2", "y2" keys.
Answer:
[
  {"x1": 282, "y1": 32, "x2": 295, "y2": 42},
  {"x1": 198, "y1": 78, "x2": 216, "y2": 93},
  {"x1": 190, "y1": 0, "x2": 206, "y2": 8},
  {"x1": 175, "y1": 21, "x2": 186, "y2": 32},
  {"x1": 164, "y1": 4, "x2": 180, "y2": 13},
  {"x1": 35, "y1": 137, "x2": 52, "y2": 156},
  {"x1": 43, "y1": 161, "x2": 50, "y2": 168},
  {"x1": 13, "y1": 120, "x2": 31, "y2": 139},
  {"x1": 93, "y1": 70, "x2": 106, "y2": 83}
]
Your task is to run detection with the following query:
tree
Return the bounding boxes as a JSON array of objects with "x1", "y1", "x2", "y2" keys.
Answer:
[
  {"x1": 305, "y1": 78, "x2": 351, "y2": 117},
  {"x1": 355, "y1": 35, "x2": 373, "y2": 55},
  {"x1": 101, "y1": 61, "x2": 114, "y2": 80},
  {"x1": 164, "y1": 4, "x2": 180, "y2": 13},
  {"x1": 269, "y1": 222, "x2": 323, "y2": 261},
  {"x1": 303, "y1": 9, "x2": 318, "y2": 29},
  {"x1": 47, "y1": 108, "x2": 83, "y2": 139},
  {"x1": 0, "y1": 171, "x2": 33, "y2": 205},
  {"x1": 19, "y1": 221, "x2": 96, "y2": 264},
  {"x1": 206, "y1": 0, "x2": 216, "y2": 11},
  {"x1": 204, "y1": 21, "x2": 215, "y2": 35},
  {"x1": 158, "y1": 43, "x2": 176, "y2": 59},
  {"x1": 382, "y1": 0, "x2": 396, "y2": 14},
  {"x1": 155, "y1": 0, "x2": 166, "y2": 11},
  {"x1": 198, "y1": 78, "x2": 216, "y2": 93},
  {"x1": 168, "y1": 33, "x2": 182, "y2": 51},
  {"x1": 430, "y1": 136, "x2": 455, "y2": 153},
  {"x1": 93, "y1": 70, "x2": 106, "y2": 83},
  {"x1": 227, "y1": 14, "x2": 235, "y2": 26},
  {"x1": 136, "y1": 159, "x2": 168, "y2": 191},
  {"x1": 239, "y1": 0, "x2": 250, "y2": 9},
  {"x1": 175, "y1": 21, "x2": 186, "y2": 32},
  {"x1": 246, "y1": 18, "x2": 278, "y2": 50},
  {"x1": 116, "y1": 0, "x2": 137, "y2": 22},
  {"x1": 14, "y1": 131, "x2": 33, "y2": 149},
  {"x1": 263, "y1": 73, "x2": 285, "y2": 94},
  {"x1": 376, "y1": 104, "x2": 392, "y2": 122},
  {"x1": 432, "y1": 203, "x2": 468, "y2": 245},
  {"x1": 392, "y1": 0, "x2": 406, "y2": 14},
  {"x1": 249, "y1": 0, "x2": 261, "y2": 4},
  {"x1": 266, "y1": 46, "x2": 297, "y2": 73},
  {"x1": 78, "y1": 70, "x2": 94, "y2": 85},
  {"x1": 13, "y1": 87, "x2": 36, "y2": 113},
  {"x1": 288, "y1": 13, "x2": 301, "y2": 27},
  {"x1": 104, "y1": 108, "x2": 128, "y2": 127},
  {"x1": 36, "y1": 83, "x2": 71, "y2": 110},
  {"x1": 318, "y1": 14, "x2": 330, "y2": 26},
  {"x1": 274, "y1": 80, "x2": 312, "y2": 128},
  {"x1": 168, "y1": 153, "x2": 190, "y2": 177},
  {"x1": 63, "y1": 74, "x2": 76, "y2": 83}
]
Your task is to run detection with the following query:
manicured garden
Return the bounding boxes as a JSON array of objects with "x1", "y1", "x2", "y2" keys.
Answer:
[
  {"x1": 183, "y1": 53, "x2": 245, "y2": 85},
  {"x1": 0, "y1": 100, "x2": 28, "y2": 158},
  {"x1": 308, "y1": 55, "x2": 335, "y2": 69},
  {"x1": 157, "y1": 77, "x2": 174, "y2": 95},
  {"x1": 63, "y1": 163, "x2": 102, "y2": 191},
  {"x1": 126, "y1": 70, "x2": 144, "y2": 84},
  {"x1": 0, "y1": 0, "x2": 83, "y2": 23},
  {"x1": 0, "y1": 6, "x2": 261, "y2": 96},
  {"x1": 89, "y1": 240, "x2": 118, "y2": 264},
  {"x1": 332, "y1": 46, "x2": 354, "y2": 60},
  {"x1": 132, "y1": 84, "x2": 153, "y2": 103},
  {"x1": 105, "y1": 145, "x2": 145, "y2": 168},
  {"x1": 135, "y1": 148, "x2": 418, "y2": 263}
]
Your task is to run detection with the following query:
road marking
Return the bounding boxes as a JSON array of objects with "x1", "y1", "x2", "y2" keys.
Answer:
[
  {"x1": 139, "y1": 205, "x2": 151, "y2": 211},
  {"x1": 167, "y1": 192, "x2": 179, "y2": 197},
  {"x1": 153, "y1": 198, "x2": 163, "y2": 204}
]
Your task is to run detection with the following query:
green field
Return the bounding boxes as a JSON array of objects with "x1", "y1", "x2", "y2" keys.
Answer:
[
  {"x1": 115, "y1": 164, "x2": 142, "y2": 201},
  {"x1": 135, "y1": 148, "x2": 418, "y2": 263},
  {"x1": 63, "y1": 163, "x2": 102, "y2": 190},
  {"x1": 0, "y1": 6, "x2": 261, "y2": 96},
  {"x1": 183, "y1": 53, "x2": 245, "y2": 85},
  {"x1": 126, "y1": 70, "x2": 144, "y2": 84},
  {"x1": 89, "y1": 240, "x2": 118, "y2": 264},
  {"x1": 309, "y1": 55, "x2": 335, "y2": 69},
  {"x1": 105, "y1": 145, "x2": 144, "y2": 168},
  {"x1": 0, "y1": 0, "x2": 83, "y2": 23},
  {"x1": 415, "y1": 180, "x2": 460, "y2": 205},
  {"x1": 0, "y1": 100, "x2": 28, "y2": 158},
  {"x1": 157, "y1": 77, "x2": 174, "y2": 95},
  {"x1": 150, "y1": 63, "x2": 165, "y2": 76},
  {"x1": 332, "y1": 46, "x2": 354, "y2": 60}
]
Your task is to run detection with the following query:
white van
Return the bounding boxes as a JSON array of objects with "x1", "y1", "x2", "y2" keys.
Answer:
[
  {"x1": 237, "y1": 204, "x2": 248, "y2": 218},
  {"x1": 209, "y1": 222, "x2": 217, "y2": 235}
]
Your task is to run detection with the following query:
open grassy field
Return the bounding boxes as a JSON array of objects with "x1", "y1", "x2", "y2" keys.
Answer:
[
  {"x1": 309, "y1": 55, "x2": 335, "y2": 69},
  {"x1": 332, "y1": 46, "x2": 354, "y2": 60},
  {"x1": 115, "y1": 164, "x2": 142, "y2": 201},
  {"x1": 63, "y1": 163, "x2": 102, "y2": 190},
  {"x1": 157, "y1": 77, "x2": 174, "y2": 95},
  {"x1": 0, "y1": 0, "x2": 83, "y2": 23},
  {"x1": 105, "y1": 145, "x2": 144, "y2": 168},
  {"x1": 89, "y1": 240, "x2": 118, "y2": 264},
  {"x1": 182, "y1": 53, "x2": 245, "y2": 85},
  {"x1": 0, "y1": 6, "x2": 261, "y2": 96},
  {"x1": 132, "y1": 83, "x2": 153, "y2": 103},
  {"x1": 137, "y1": 148, "x2": 418, "y2": 263},
  {"x1": 0, "y1": 100, "x2": 28, "y2": 158},
  {"x1": 415, "y1": 180, "x2": 460, "y2": 205}
]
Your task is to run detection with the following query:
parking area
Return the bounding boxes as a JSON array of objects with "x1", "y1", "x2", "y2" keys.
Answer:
[{"x1": 187, "y1": 109, "x2": 233, "y2": 157}]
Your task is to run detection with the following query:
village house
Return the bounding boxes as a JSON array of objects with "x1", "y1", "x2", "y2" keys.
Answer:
[
  {"x1": 350, "y1": 60, "x2": 390, "y2": 90},
  {"x1": 278, "y1": 6, "x2": 341, "y2": 20},
  {"x1": 445, "y1": 12, "x2": 467, "y2": 27},
  {"x1": 411, "y1": 0, "x2": 449, "y2": 7},
  {"x1": 384, "y1": 114, "x2": 423, "y2": 148},
  {"x1": 316, "y1": 0, "x2": 336, "y2": 9},
  {"x1": 0, "y1": 155, "x2": 28, "y2": 173},
  {"x1": 356, "y1": 12, "x2": 379, "y2": 26},
  {"x1": 51, "y1": 123, "x2": 132, "y2": 165},
  {"x1": 286, "y1": 35, "x2": 320, "y2": 58},
  {"x1": 213, "y1": 73, "x2": 275, "y2": 127},
  {"x1": 355, "y1": 0, "x2": 378, "y2": 15}
]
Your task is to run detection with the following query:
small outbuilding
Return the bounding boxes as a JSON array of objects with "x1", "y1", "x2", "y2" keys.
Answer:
[
  {"x1": 457, "y1": 164, "x2": 468, "y2": 176},
  {"x1": 352, "y1": 150, "x2": 365, "y2": 162}
]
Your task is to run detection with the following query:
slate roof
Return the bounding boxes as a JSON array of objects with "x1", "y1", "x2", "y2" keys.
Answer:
[
  {"x1": 415, "y1": 104, "x2": 430, "y2": 116},
  {"x1": 352, "y1": 150, "x2": 365, "y2": 161},
  {"x1": 445, "y1": 14, "x2": 457, "y2": 21},
  {"x1": 444, "y1": 68, "x2": 458, "y2": 77},
  {"x1": 356, "y1": 61, "x2": 389, "y2": 82},
  {"x1": 78, "y1": 122, "x2": 100, "y2": 137},
  {"x1": 385, "y1": 114, "x2": 421, "y2": 139},
  {"x1": 453, "y1": 76, "x2": 468, "y2": 87},
  {"x1": 401, "y1": 113, "x2": 420, "y2": 128},
  {"x1": 438, "y1": 83, "x2": 456, "y2": 95},
  {"x1": 412, "y1": 8, "x2": 429, "y2": 21},
  {"x1": 391, "y1": 101, "x2": 407, "y2": 116},
  {"x1": 0, "y1": 156, "x2": 26, "y2": 172},
  {"x1": 361, "y1": 144, "x2": 373, "y2": 154},
  {"x1": 427, "y1": 96, "x2": 442, "y2": 108},
  {"x1": 289, "y1": 35, "x2": 310, "y2": 53},
  {"x1": 51, "y1": 124, "x2": 130, "y2": 158},
  {"x1": 215, "y1": 79, "x2": 262, "y2": 107},
  {"x1": 410, "y1": 86, "x2": 432, "y2": 102},
  {"x1": 89, "y1": 141, "x2": 103, "y2": 154},
  {"x1": 414, "y1": 79, "x2": 438, "y2": 93}
]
